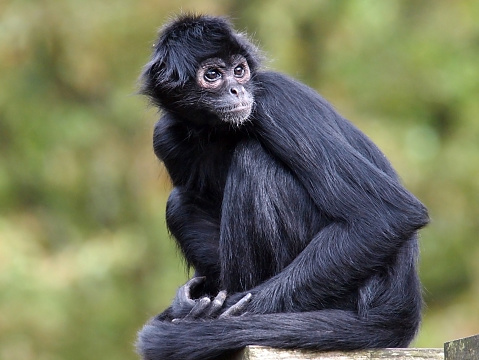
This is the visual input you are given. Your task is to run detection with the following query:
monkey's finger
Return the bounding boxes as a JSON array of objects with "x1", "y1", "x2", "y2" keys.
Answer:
[
  {"x1": 206, "y1": 290, "x2": 227, "y2": 317},
  {"x1": 219, "y1": 293, "x2": 252, "y2": 318},
  {"x1": 177, "y1": 277, "x2": 206, "y2": 305},
  {"x1": 184, "y1": 277, "x2": 206, "y2": 297},
  {"x1": 185, "y1": 297, "x2": 211, "y2": 319}
]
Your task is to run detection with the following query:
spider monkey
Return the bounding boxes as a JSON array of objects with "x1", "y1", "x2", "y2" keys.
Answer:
[{"x1": 136, "y1": 14, "x2": 429, "y2": 360}]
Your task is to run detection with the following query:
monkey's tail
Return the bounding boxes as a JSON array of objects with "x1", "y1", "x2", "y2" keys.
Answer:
[{"x1": 136, "y1": 308, "x2": 418, "y2": 360}]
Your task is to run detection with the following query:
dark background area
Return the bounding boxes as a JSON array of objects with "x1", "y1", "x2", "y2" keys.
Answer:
[{"x1": 1, "y1": 0, "x2": 478, "y2": 359}]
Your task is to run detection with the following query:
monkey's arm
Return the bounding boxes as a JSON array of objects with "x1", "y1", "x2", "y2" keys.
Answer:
[{"x1": 220, "y1": 73, "x2": 428, "y2": 314}]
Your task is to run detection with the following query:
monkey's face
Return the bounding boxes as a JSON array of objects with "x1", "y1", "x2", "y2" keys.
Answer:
[{"x1": 195, "y1": 55, "x2": 254, "y2": 126}]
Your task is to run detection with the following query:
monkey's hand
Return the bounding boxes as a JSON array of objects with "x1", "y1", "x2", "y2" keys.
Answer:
[
  {"x1": 170, "y1": 278, "x2": 252, "y2": 322},
  {"x1": 170, "y1": 277, "x2": 208, "y2": 321}
]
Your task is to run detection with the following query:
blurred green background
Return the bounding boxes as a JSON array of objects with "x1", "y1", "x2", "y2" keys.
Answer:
[{"x1": 1, "y1": 0, "x2": 478, "y2": 359}]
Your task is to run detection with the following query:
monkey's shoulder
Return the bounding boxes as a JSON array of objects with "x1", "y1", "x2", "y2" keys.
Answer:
[{"x1": 253, "y1": 71, "x2": 335, "y2": 114}]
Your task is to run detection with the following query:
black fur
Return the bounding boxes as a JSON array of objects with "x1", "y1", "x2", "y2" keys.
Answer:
[{"x1": 137, "y1": 14, "x2": 429, "y2": 360}]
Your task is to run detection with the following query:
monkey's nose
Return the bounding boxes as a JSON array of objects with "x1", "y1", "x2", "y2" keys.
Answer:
[{"x1": 230, "y1": 86, "x2": 243, "y2": 96}]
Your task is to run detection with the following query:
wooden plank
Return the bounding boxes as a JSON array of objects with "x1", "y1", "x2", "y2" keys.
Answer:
[
  {"x1": 444, "y1": 334, "x2": 479, "y2": 360},
  {"x1": 236, "y1": 346, "x2": 444, "y2": 359}
]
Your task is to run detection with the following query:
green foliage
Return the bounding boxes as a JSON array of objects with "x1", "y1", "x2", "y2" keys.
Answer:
[{"x1": 1, "y1": 0, "x2": 478, "y2": 358}]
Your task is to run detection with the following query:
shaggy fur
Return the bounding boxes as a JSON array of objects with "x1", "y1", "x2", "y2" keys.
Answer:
[{"x1": 137, "y1": 14, "x2": 429, "y2": 360}]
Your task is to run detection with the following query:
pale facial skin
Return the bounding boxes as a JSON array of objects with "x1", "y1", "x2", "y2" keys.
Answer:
[{"x1": 196, "y1": 55, "x2": 254, "y2": 125}]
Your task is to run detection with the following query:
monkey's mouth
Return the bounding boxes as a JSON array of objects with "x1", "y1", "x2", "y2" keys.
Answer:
[
  {"x1": 217, "y1": 103, "x2": 253, "y2": 124},
  {"x1": 232, "y1": 104, "x2": 250, "y2": 112},
  {"x1": 218, "y1": 102, "x2": 252, "y2": 113}
]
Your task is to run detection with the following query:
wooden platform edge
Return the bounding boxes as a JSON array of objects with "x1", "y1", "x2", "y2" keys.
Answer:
[
  {"x1": 236, "y1": 346, "x2": 444, "y2": 360},
  {"x1": 444, "y1": 334, "x2": 479, "y2": 360}
]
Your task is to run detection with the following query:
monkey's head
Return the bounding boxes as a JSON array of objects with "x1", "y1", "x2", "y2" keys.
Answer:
[{"x1": 141, "y1": 14, "x2": 261, "y2": 126}]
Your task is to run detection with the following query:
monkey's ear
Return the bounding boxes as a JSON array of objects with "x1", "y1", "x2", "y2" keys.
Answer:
[{"x1": 140, "y1": 45, "x2": 189, "y2": 95}]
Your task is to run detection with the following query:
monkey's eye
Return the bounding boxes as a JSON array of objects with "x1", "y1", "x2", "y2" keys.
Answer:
[
  {"x1": 204, "y1": 68, "x2": 222, "y2": 82},
  {"x1": 234, "y1": 65, "x2": 245, "y2": 78}
]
